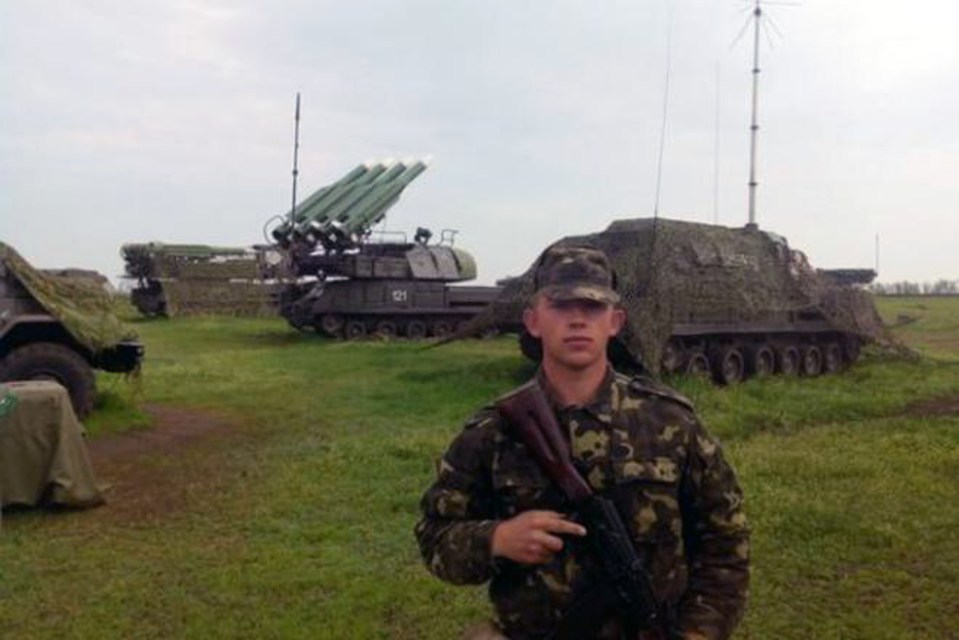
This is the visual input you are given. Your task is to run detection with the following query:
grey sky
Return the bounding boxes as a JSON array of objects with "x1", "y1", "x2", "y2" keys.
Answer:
[{"x1": 2, "y1": 0, "x2": 956, "y2": 286}]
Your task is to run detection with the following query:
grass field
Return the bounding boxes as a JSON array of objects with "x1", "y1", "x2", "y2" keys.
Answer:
[{"x1": 2, "y1": 296, "x2": 958, "y2": 639}]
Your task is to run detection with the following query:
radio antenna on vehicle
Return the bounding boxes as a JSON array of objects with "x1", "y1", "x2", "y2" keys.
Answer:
[
  {"x1": 290, "y1": 92, "x2": 302, "y2": 227},
  {"x1": 733, "y1": 0, "x2": 797, "y2": 229}
]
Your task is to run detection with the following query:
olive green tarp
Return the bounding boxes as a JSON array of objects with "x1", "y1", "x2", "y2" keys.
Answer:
[
  {"x1": 465, "y1": 218, "x2": 887, "y2": 373},
  {"x1": 0, "y1": 381, "x2": 104, "y2": 510},
  {"x1": 0, "y1": 242, "x2": 133, "y2": 353}
]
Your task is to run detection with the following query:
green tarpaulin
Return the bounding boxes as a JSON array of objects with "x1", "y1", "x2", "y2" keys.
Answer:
[{"x1": 0, "y1": 381, "x2": 104, "y2": 511}]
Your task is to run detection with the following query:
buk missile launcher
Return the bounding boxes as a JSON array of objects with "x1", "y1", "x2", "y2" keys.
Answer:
[
  {"x1": 466, "y1": 218, "x2": 886, "y2": 383},
  {"x1": 121, "y1": 243, "x2": 282, "y2": 317},
  {"x1": 272, "y1": 159, "x2": 500, "y2": 338}
]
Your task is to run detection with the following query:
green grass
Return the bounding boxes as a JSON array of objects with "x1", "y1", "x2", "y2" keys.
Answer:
[{"x1": 2, "y1": 297, "x2": 959, "y2": 639}]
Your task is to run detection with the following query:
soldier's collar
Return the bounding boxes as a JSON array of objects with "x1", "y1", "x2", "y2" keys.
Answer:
[{"x1": 535, "y1": 366, "x2": 615, "y2": 423}]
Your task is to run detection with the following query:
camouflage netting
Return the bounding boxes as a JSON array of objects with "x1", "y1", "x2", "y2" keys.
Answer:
[
  {"x1": 0, "y1": 243, "x2": 134, "y2": 352},
  {"x1": 464, "y1": 218, "x2": 888, "y2": 373},
  {"x1": 160, "y1": 281, "x2": 278, "y2": 316},
  {"x1": 121, "y1": 243, "x2": 279, "y2": 317}
]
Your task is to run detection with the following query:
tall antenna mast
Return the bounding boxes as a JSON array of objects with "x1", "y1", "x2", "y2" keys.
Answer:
[
  {"x1": 746, "y1": 0, "x2": 762, "y2": 229},
  {"x1": 737, "y1": 0, "x2": 793, "y2": 229},
  {"x1": 290, "y1": 92, "x2": 301, "y2": 226}
]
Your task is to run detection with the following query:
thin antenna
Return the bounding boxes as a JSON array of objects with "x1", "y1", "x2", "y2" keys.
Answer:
[
  {"x1": 739, "y1": 0, "x2": 795, "y2": 230},
  {"x1": 290, "y1": 93, "x2": 301, "y2": 226},
  {"x1": 746, "y1": 0, "x2": 761, "y2": 229},
  {"x1": 713, "y1": 63, "x2": 721, "y2": 225},
  {"x1": 652, "y1": 2, "x2": 673, "y2": 220}
]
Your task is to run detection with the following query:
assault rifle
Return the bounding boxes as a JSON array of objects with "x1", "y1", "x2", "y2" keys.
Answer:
[{"x1": 496, "y1": 382, "x2": 662, "y2": 640}]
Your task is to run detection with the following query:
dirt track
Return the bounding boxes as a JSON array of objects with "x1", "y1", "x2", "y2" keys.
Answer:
[{"x1": 86, "y1": 405, "x2": 239, "y2": 522}]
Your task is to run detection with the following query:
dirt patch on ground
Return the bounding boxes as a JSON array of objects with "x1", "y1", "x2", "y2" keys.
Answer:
[
  {"x1": 87, "y1": 404, "x2": 241, "y2": 523},
  {"x1": 902, "y1": 394, "x2": 959, "y2": 419}
]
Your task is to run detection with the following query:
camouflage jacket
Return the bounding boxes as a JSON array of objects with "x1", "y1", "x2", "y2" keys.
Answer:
[{"x1": 415, "y1": 369, "x2": 749, "y2": 640}]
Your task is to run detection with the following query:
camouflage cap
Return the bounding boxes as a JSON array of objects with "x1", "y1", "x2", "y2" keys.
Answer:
[{"x1": 533, "y1": 245, "x2": 620, "y2": 305}]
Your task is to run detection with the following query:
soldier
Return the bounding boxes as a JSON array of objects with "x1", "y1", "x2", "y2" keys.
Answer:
[{"x1": 415, "y1": 246, "x2": 749, "y2": 640}]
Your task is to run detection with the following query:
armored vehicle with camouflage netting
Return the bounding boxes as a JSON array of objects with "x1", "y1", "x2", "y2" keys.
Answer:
[
  {"x1": 465, "y1": 218, "x2": 885, "y2": 383},
  {"x1": 121, "y1": 243, "x2": 282, "y2": 317},
  {"x1": 0, "y1": 243, "x2": 144, "y2": 417},
  {"x1": 272, "y1": 159, "x2": 501, "y2": 338}
]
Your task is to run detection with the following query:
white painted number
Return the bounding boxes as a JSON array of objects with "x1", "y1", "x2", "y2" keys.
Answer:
[{"x1": 392, "y1": 290, "x2": 408, "y2": 303}]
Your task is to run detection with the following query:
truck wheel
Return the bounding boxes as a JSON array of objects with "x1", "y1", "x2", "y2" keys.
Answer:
[
  {"x1": 777, "y1": 345, "x2": 800, "y2": 375},
  {"x1": 685, "y1": 351, "x2": 711, "y2": 378},
  {"x1": 375, "y1": 320, "x2": 397, "y2": 338},
  {"x1": 345, "y1": 320, "x2": 367, "y2": 340},
  {"x1": 660, "y1": 343, "x2": 683, "y2": 374},
  {"x1": 406, "y1": 320, "x2": 427, "y2": 339},
  {"x1": 823, "y1": 343, "x2": 843, "y2": 374},
  {"x1": 431, "y1": 321, "x2": 452, "y2": 339},
  {"x1": 801, "y1": 346, "x2": 823, "y2": 377},
  {"x1": 318, "y1": 314, "x2": 344, "y2": 337},
  {"x1": 0, "y1": 342, "x2": 96, "y2": 418},
  {"x1": 747, "y1": 345, "x2": 775, "y2": 378},
  {"x1": 711, "y1": 346, "x2": 745, "y2": 385}
]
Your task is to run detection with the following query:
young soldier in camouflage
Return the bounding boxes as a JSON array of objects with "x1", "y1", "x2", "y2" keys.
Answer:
[{"x1": 415, "y1": 246, "x2": 749, "y2": 640}]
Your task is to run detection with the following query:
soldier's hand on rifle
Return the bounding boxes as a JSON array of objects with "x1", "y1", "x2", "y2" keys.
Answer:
[{"x1": 491, "y1": 510, "x2": 587, "y2": 565}]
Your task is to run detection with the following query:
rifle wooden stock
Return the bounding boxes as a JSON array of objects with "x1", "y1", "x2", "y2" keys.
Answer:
[{"x1": 496, "y1": 384, "x2": 593, "y2": 502}]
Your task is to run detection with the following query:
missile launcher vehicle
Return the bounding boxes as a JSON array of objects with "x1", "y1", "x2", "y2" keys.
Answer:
[
  {"x1": 272, "y1": 159, "x2": 500, "y2": 338},
  {"x1": 0, "y1": 242, "x2": 143, "y2": 417},
  {"x1": 121, "y1": 243, "x2": 282, "y2": 317},
  {"x1": 466, "y1": 218, "x2": 885, "y2": 383}
]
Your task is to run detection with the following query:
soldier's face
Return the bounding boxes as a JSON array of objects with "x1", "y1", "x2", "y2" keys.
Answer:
[{"x1": 523, "y1": 295, "x2": 625, "y2": 371}]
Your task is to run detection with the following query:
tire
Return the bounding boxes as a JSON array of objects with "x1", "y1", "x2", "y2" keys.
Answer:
[
  {"x1": 431, "y1": 320, "x2": 452, "y2": 339},
  {"x1": 685, "y1": 351, "x2": 711, "y2": 378},
  {"x1": 746, "y1": 344, "x2": 775, "y2": 378},
  {"x1": 777, "y1": 345, "x2": 800, "y2": 376},
  {"x1": 406, "y1": 320, "x2": 427, "y2": 339},
  {"x1": 345, "y1": 320, "x2": 367, "y2": 340},
  {"x1": 0, "y1": 342, "x2": 96, "y2": 418},
  {"x1": 375, "y1": 320, "x2": 397, "y2": 338},
  {"x1": 660, "y1": 343, "x2": 683, "y2": 374},
  {"x1": 711, "y1": 346, "x2": 745, "y2": 385},
  {"x1": 801, "y1": 345, "x2": 823, "y2": 377},
  {"x1": 823, "y1": 343, "x2": 843, "y2": 374},
  {"x1": 318, "y1": 314, "x2": 344, "y2": 337}
]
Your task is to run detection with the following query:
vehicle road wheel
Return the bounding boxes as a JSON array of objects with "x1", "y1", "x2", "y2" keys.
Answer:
[
  {"x1": 685, "y1": 351, "x2": 711, "y2": 378},
  {"x1": 801, "y1": 345, "x2": 823, "y2": 377},
  {"x1": 711, "y1": 346, "x2": 745, "y2": 385},
  {"x1": 431, "y1": 320, "x2": 452, "y2": 339},
  {"x1": 375, "y1": 320, "x2": 397, "y2": 338},
  {"x1": 777, "y1": 345, "x2": 800, "y2": 376},
  {"x1": 747, "y1": 345, "x2": 775, "y2": 378},
  {"x1": 661, "y1": 343, "x2": 683, "y2": 374},
  {"x1": 0, "y1": 342, "x2": 96, "y2": 418},
  {"x1": 345, "y1": 320, "x2": 367, "y2": 340},
  {"x1": 318, "y1": 314, "x2": 344, "y2": 337},
  {"x1": 406, "y1": 320, "x2": 427, "y2": 339},
  {"x1": 823, "y1": 343, "x2": 843, "y2": 374}
]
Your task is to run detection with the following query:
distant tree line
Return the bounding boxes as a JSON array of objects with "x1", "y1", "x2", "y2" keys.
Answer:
[{"x1": 869, "y1": 279, "x2": 959, "y2": 296}]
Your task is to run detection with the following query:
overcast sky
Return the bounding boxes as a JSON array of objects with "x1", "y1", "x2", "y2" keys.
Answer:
[{"x1": 2, "y1": 0, "x2": 956, "y2": 286}]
